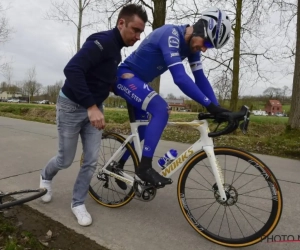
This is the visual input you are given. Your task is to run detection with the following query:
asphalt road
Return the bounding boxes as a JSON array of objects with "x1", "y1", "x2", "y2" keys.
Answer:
[{"x1": 0, "y1": 116, "x2": 299, "y2": 250}]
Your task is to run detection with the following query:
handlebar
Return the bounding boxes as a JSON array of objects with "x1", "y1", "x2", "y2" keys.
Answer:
[{"x1": 198, "y1": 105, "x2": 250, "y2": 138}]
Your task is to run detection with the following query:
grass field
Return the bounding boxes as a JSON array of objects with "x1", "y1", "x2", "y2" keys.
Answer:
[{"x1": 0, "y1": 103, "x2": 299, "y2": 159}]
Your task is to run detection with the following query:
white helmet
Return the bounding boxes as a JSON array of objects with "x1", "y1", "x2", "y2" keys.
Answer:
[{"x1": 193, "y1": 7, "x2": 231, "y2": 49}]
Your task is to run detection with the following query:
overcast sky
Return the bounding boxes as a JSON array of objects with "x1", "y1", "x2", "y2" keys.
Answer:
[{"x1": 0, "y1": 0, "x2": 295, "y2": 98}]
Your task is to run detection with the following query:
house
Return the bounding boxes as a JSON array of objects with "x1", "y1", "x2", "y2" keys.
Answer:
[
  {"x1": 165, "y1": 98, "x2": 190, "y2": 111},
  {"x1": 0, "y1": 91, "x2": 22, "y2": 100},
  {"x1": 265, "y1": 99, "x2": 282, "y2": 115}
]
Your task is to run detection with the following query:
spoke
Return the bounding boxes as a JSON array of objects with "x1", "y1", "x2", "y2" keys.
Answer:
[
  {"x1": 186, "y1": 197, "x2": 216, "y2": 200},
  {"x1": 237, "y1": 201, "x2": 271, "y2": 213},
  {"x1": 224, "y1": 169, "x2": 262, "y2": 177},
  {"x1": 191, "y1": 164, "x2": 214, "y2": 190},
  {"x1": 196, "y1": 200, "x2": 216, "y2": 221},
  {"x1": 240, "y1": 194, "x2": 272, "y2": 201},
  {"x1": 235, "y1": 204, "x2": 267, "y2": 225},
  {"x1": 207, "y1": 203, "x2": 222, "y2": 230},
  {"x1": 185, "y1": 187, "x2": 213, "y2": 192},
  {"x1": 198, "y1": 162, "x2": 213, "y2": 176},
  {"x1": 234, "y1": 174, "x2": 262, "y2": 192},
  {"x1": 239, "y1": 186, "x2": 270, "y2": 195},
  {"x1": 228, "y1": 206, "x2": 245, "y2": 238},
  {"x1": 189, "y1": 201, "x2": 217, "y2": 211},
  {"x1": 101, "y1": 181, "x2": 104, "y2": 200},
  {"x1": 223, "y1": 154, "x2": 227, "y2": 184},
  {"x1": 225, "y1": 208, "x2": 233, "y2": 239},
  {"x1": 218, "y1": 206, "x2": 226, "y2": 236},
  {"x1": 231, "y1": 156, "x2": 240, "y2": 185},
  {"x1": 231, "y1": 161, "x2": 253, "y2": 186},
  {"x1": 234, "y1": 204, "x2": 257, "y2": 233},
  {"x1": 187, "y1": 176, "x2": 211, "y2": 191}
]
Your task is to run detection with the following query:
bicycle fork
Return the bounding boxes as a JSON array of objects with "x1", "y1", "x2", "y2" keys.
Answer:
[{"x1": 203, "y1": 146, "x2": 227, "y2": 202}]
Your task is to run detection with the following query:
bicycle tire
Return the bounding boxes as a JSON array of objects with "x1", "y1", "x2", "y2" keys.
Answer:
[
  {"x1": 177, "y1": 147, "x2": 282, "y2": 248},
  {"x1": 81, "y1": 132, "x2": 139, "y2": 208},
  {"x1": 0, "y1": 188, "x2": 47, "y2": 210}
]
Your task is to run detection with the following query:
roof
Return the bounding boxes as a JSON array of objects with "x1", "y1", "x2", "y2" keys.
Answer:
[
  {"x1": 268, "y1": 99, "x2": 282, "y2": 106},
  {"x1": 165, "y1": 99, "x2": 184, "y2": 104}
]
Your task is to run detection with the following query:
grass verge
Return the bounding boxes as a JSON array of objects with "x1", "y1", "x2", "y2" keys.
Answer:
[{"x1": 0, "y1": 103, "x2": 299, "y2": 160}]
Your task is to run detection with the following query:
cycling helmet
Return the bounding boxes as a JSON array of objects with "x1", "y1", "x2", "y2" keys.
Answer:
[{"x1": 193, "y1": 7, "x2": 231, "y2": 49}]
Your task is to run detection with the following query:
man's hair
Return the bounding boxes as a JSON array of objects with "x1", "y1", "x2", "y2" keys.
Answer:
[{"x1": 117, "y1": 4, "x2": 148, "y2": 25}]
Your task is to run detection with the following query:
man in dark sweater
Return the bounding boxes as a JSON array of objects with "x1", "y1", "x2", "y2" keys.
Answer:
[{"x1": 40, "y1": 4, "x2": 147, "y2": 226}]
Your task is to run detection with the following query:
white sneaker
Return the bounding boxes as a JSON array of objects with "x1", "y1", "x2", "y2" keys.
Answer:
[
  {"x1": 71, "y1": 204, "x2": 92, "y2": 226},
  {"x1": 39, "y1": 175, "x2": 52, "y2": 203}
]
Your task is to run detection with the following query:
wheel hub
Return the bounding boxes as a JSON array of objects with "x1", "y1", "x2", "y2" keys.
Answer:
[{"x1": 213, "y1": 183, "x2": 238, "y2": 206}]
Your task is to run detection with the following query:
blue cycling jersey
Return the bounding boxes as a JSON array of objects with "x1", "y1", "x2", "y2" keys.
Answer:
[
  {"x1": 119, "y1": 24, "x2": 218, "y2": 107},
  {"x1": 121, "y1": 25, "x2": 199, "y2": 82}
]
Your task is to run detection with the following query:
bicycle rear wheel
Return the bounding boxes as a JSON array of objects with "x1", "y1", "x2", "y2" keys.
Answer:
[
  {"x1": 177, "y1": 147, "x2": 282, "y2": 247},
  {"x1": 0, "y1": 188, "x2": 47, "y2": 210},
  {"x1": 81, "y1": 132, "x2": 139, "y2": 208}
]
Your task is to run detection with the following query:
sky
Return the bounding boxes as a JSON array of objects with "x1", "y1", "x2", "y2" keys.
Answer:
[{"x1": 0, "y1": 0, "x2": 295, "y2": 98}]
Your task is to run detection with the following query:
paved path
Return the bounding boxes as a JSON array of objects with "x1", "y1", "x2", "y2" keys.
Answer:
[{"x1": 0, "y1": 116, "x2": 299, "y2": 250}]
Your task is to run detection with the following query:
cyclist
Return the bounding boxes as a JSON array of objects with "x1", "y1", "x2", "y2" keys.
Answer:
[{"x1": 113, "y1": 6, "x2": 231, "y2": 187}]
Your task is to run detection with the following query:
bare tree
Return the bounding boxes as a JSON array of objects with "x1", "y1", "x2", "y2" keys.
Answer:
[
  {"x1": 166, "y1": 93, "x2": 176, "y2": 99},
  {"x1": 45, "y1": 0, "x2": 99, "y2": 53},
  {"x1": 213, "y1": 71, "x2": 232, "y2": 106},
  {"x1": 0, "y1": 3, "x2": 12, "y2": 44},
  {"x1": 0, "y1": 3, "x2": 13, "y2": 74},
  {"x1": 46, "y1": 80, "x2": 64, "y2": 102},
  {"x1": 96, "y1": 0, "x2": 169, "y2": 93},
  {"x1": 2, "y1": 63, "x2": 13, "y2": 85},
  {"x1": 0, "y1": 81, "x2": 8, "y2": 92},
  {"x1": 263, "y1": 87, "x2": 282, "y2": 99},
  {"x1": 170, "y1": 0, "x2": 280, "y2": 110},
  {"x1": 271, "y1": 0, "x2": 299, "y2": 128},
  {"x1": 23, "y1": 66, "x2": 42, "y2": 102}
]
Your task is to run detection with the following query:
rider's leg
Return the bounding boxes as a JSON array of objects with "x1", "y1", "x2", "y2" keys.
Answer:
[{"x1": 114, "y1": 70, "x2": 172, "y2": 186}]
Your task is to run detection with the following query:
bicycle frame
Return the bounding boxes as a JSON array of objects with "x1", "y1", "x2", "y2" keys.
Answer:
[{"x1": 101, "y1": 119, "x2": 227, "y2": 202}]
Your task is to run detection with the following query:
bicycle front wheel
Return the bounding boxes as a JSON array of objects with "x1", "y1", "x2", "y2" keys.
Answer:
[
  {"x1": 177, "y1": 147, "x2": 282, "y2": 248},
  {"x1": 82, "y1": 132, "x2": 139, "y2": 208},
  {"x1": 0, "y1": 188, "x2": 47, "y2": 210}
]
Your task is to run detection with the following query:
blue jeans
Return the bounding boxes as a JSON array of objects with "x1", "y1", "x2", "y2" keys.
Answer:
[{"x1": 41, "y1": 96, "x2": 102, "y2": 207}]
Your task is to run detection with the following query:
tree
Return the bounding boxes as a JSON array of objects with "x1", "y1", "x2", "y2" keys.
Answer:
[
  {"x1": 0, "y1": 3, "x2": 12, "y2": 44},
  {"x1": 23, "y1": 67, "x2": 42, "y2": 102},
  {"x1": 263, "y1": 87, "x2": 282, "y2": 99},
  {"x1": 288, "y1": 0, "x2": 300, "y2": 128},
  {"x1": 2, "y1": 63, "x2": 13, "y2": 85},
  {"x1": 166, "y1": 93, "x2": 176, "y2": 99},
  {"x1": 46, "y1": 0, "x2": 99, "y2": 53},
  {"x1": 98, "y1": 0, "x2": 168, "y2": 93},
  {"x1": 272, "y1": 0, "x2": 299, "y2": 128},
  {"x1": 0, "y1": 3, "x2": 13, "y2": 74},
  {"x1": 46, "y1": 80, "x2": 63, "y2": 103},
  {"x1": 213, "y1": 71, "x2": 232, "y2": 106},
  {"x1": 0, "y1": 81, "x2": 8, "y2": 92},
  {"x1": 171, "y1": 0, "x2": 279, "y2": 111}
]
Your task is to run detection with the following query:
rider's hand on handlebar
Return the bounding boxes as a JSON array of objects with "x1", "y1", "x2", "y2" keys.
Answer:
[
  {"x1": 206, "y1": 102, "x2": 230, "y2": 115},
  {"x1": 87, "y1": 105, "x2": 105, "y2": 130}
]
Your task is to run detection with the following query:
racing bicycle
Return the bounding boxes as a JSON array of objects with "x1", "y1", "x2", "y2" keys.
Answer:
[{"x1": 81, "y1": 104, "x2": 282, "y2": 248}]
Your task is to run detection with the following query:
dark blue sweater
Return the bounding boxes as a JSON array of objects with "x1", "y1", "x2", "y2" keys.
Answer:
[{"x1": 61, "y1": 27, "x2": 126, "y2": 109}]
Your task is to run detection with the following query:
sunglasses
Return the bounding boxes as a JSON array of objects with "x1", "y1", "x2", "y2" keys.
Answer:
[{"x1": 204, "y1": 39, "x2": 214, "y2": 49}]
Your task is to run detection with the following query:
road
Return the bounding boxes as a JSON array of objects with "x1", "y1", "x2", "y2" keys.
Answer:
[{"x1": 0, "y1": 116, "x2": 299, "y2": 250}]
